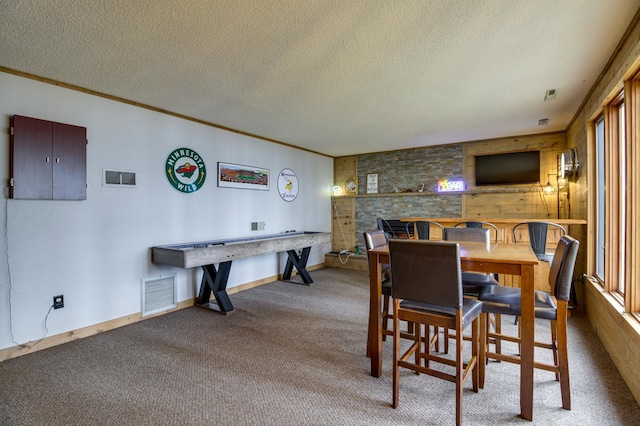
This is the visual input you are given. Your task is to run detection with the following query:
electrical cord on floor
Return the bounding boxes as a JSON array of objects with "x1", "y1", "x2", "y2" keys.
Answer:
[
  {"x1": 26, "y1": 305, "x2": 55, "y2": 348},
  {"x1": 337, "y1": 250, "x2": 352, "y2": 264}
]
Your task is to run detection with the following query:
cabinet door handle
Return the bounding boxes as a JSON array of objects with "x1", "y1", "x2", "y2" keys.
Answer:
[
  {"x1": 46, "y1": 156, "x2": 50, "y2": 162},
  {"x1": 56, "y1": 158, "x2": 60, "y2": 164}
]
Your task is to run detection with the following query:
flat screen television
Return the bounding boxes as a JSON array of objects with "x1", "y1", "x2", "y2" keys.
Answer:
[{"x1": 475, "y1": 151, "x2": 540, "y2": 186}]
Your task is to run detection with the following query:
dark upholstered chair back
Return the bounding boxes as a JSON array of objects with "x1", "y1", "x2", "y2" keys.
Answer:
[
  {"x1": 388, "y1": 240, "x2": 462, "y2": 309},
  {"x1": 364, "y1": 229, "x2": 389, "y2": 274},
  {"x1": 364, "y1": 229, "x2": 387, "y2": 251},
  {"x1": 548, "y1": 235, "x2": 579, "y2": 301},
  {"x1": 443, "y1": 227, "x2": 490, "y2": 245}
]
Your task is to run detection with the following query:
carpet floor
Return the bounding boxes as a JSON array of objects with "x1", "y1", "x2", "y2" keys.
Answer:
[{"x1": 1, "y1": 268, "x2": 639, "y2": 425}]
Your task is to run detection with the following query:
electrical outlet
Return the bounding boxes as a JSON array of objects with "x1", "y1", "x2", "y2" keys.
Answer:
[
  {"x1": 250, "y1": 221, "x2": 265, "y2": 231},
  {"x1": 53, "y1": 295, "x2": 64, "y2": 309}
]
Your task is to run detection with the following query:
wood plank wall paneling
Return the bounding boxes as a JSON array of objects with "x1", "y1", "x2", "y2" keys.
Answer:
[
  {"x1": 334, "y1": 155, "x2": 357, "y2": 194},
  {"x1": 462, "y1": 132, "x2": 567, "y2": 218},
  {"x1": 464, "y1": 192, "x2": 555, "y2": 218},
  {"x1": 584, "y1": 280, "x2": 640, "y2": 405},
  {"x1": 331, "y1": 196, "x2": 355, "y2": 252},
  {"x1": 552, "y1": 9, "x2": 640, "y2": 406},
  {"x1": 332, "y1": 155, "x2": 357, "y2": 252}
]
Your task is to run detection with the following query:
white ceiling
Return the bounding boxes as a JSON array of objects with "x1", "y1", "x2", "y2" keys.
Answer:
[{"x1": 1, "y1": 0, "x2": 639, "y2": 157}]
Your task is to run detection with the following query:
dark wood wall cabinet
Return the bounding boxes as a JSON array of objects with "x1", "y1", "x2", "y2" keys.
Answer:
[{"x1": 10, "y1": 115, "x2": 87, "y2": 200}]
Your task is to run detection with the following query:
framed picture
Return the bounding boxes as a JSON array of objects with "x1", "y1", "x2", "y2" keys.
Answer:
[
  {"x1": 218, "y1": 162, "x2": 270, "y2": 190},
  {"x1": 366, "y1": 173, "x2": 378, "y2": 194},
  {"x1": 345, "y1": 176, "x2": 358, "y2": 194}
]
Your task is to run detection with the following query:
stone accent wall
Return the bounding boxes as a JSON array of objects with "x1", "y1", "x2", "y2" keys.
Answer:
[
  {"x1": 356, "y1": 194, "x2": 461, "y2": 249},
  {"x1": 357, "y1": 144, "x2": 463, "y2": 194},
  {"x1": 352, "y1": 144, "x2": 463, "y2": 249}
]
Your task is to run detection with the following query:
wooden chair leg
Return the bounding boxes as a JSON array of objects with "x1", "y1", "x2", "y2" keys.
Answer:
[
  {"x1": 415, "y1": 323, "x2": 422, "y2": 372},
  {"x1": 425, "y1": 324, "x2": 433, "y2": 370},
  {"x1": 382, "y1": 295, "x2": 390, "y2": 341},
  {"x1": 517, "y1": 319, "x2": 521, "y2": 355},
  {"x1": 432, "y1": 326, "x2": 439, "y2": 352},
  {"x1": 426, "y1": 325, "x2": 443, "y2": 355},
  {"x1": 392, "y1": 300, "x2": 400, "y2": 408},
  {"x1": 479, "y1": 313, "x2": 487, "y2": 389},
  {"x1": 551, "y1": 319, "x2": 560, "y2": 381},
  {"x1": 494, "y1": 313, "x2": 502, "y2": 355},
  {"x1": 455, "y1": 321, "x2": 463, "y2": 426},
  {"x1": 471, "y1": 316, "x2": 479, "y2": 392},
  {"x1": 557, "y1": 306, "x2": 571, "y2": 409},
  {"x1": 444, "y1": 328, "x2": 450, "y2": 354}
]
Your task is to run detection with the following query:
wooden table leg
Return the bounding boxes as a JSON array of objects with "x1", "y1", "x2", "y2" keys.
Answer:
[
  {"x1": 368, "y1": 252, "x2": 383, "y2": 377},
  {"x1": 519, "y1": 264, "x2": 535, "y2": 421}
]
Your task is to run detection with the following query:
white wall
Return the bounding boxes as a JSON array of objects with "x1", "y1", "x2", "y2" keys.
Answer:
[{"x1": 0, "y1": 72, "x2": 333, "y2": 350}]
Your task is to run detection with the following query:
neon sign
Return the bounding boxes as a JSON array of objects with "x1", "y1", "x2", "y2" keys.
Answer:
[{"x1": 437, "y1": 179, "x2": 465, "y2": 192}]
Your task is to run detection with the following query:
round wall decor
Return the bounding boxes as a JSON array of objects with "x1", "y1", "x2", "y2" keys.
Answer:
[
  {"x1": 165, "y1": 148, "x2": 206, "y2": 193},
  {"x1": 277, "y1": 168, "x2": 299, "y2": 202}
]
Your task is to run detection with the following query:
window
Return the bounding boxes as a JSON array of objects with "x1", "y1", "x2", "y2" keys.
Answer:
[
  {"x1": 595, "y1": 116, "x2": 605, "y2": 281},
  {"x1": 619, "y1": 102, "x2": 626, "y2": 296},
  {"x1": 592, "y1": 75, "x2": 640, "y2": 313}
]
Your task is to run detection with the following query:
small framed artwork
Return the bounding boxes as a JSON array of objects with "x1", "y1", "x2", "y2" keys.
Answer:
[
  {"x1": 345, "y1": 176, "x2": 358, "y2": 194},
  {"x1": 366, "y1": 173, "x2": 378, "y2": 194},
  {"x1": 218, "y1": 162, "x2": 270, "y2": 190}
]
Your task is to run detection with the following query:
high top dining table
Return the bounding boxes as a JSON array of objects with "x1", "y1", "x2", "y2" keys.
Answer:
[{"x1": 367, "y1": 241, "x2": 539, "y2": 421}]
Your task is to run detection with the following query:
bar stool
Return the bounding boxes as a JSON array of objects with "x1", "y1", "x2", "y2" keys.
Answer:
[{"x1": 478, "y1": 235, "x2": 579, "y2": 409}]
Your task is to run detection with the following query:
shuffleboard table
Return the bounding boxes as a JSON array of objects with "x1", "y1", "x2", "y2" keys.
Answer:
[{"x1": 151, "y1": 231, "x2": 330, "y2": 314}]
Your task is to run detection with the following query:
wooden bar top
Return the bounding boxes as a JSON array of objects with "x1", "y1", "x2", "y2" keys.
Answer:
[{"x1": 401, "y1": 217, "x2": 587, "y2": 225}]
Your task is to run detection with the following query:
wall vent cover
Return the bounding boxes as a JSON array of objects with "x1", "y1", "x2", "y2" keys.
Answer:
[
  {"x1": 103, "y1": 169, "x2": 137, "y2": 187},
  {"x1": 251, "y1": 221, "x2": 265, "y2": 231},
  {"x1": 141, "y1": 274, "x2": 177, "y2": 316}
]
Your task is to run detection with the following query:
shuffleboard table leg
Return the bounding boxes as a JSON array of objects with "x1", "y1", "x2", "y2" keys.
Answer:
[
  {"x1": 283, "y1": 247, "x2": 313, "y2": 285},
  {"x1": 197, "y1": 261, "x2": 234, "y2": 314}
]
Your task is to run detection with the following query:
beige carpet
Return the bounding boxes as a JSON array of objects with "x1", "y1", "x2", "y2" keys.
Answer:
[{"x1": 1, "y1": 268, "x2": 638, "y2": 425}]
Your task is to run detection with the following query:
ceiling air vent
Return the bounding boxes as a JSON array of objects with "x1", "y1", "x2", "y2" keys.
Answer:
[
  {"x1": 544, "y1": 89, "x2": 557, "y2": 101},
  {"x1": 538, "y1": 118, "x2": 549, "y2": 126}
]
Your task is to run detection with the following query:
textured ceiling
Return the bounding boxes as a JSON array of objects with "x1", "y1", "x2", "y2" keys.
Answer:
[{"x1": 1, "y1": 0, "x2": 639, "y2": 157}]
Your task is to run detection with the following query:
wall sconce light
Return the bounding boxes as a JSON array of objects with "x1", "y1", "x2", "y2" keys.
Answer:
[
  {"x1": 558, "y1": 148, "x2": 579, "y2": 181},
  {"x1": 543, "y1": 174, "x2": 557, "y2": 195},
  {"x1": 557, "y1": 176, "x2": 568, "y2": 190}
]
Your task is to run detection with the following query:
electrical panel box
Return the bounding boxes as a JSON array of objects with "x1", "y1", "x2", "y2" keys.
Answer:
[{"x1": 10, "y1": 115, "x2": 87, "y2": 200}]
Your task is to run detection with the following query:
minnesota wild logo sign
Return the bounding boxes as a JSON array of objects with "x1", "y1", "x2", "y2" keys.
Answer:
[{"x1": 165, "y1": 148, "x2": 206, "y2": 193}]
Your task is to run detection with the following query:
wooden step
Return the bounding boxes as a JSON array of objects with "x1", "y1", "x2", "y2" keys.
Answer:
[{"x1": 324, "y1": 253, "x2": 368, "y2": 271}]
